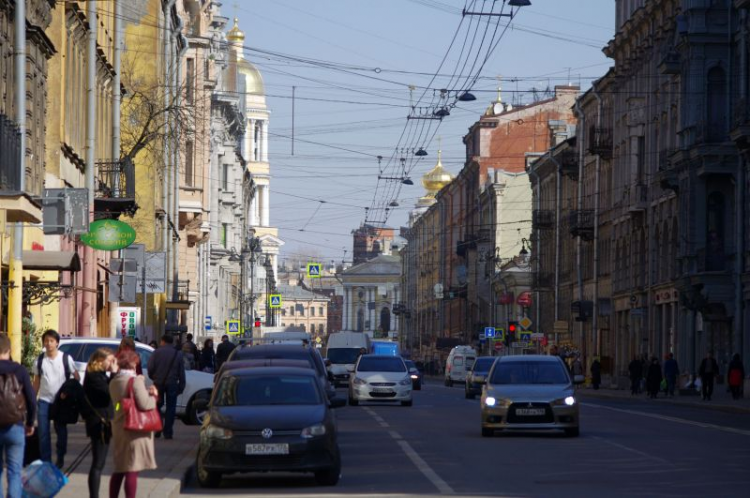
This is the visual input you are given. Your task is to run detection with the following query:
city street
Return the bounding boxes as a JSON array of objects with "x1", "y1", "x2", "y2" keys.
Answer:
[{"x1": 179, "y1": 382, "x2": 750, "y2": 498}]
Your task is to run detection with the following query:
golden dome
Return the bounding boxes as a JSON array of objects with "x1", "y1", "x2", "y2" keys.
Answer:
[
  {"x1": 227, "y1": 18, "x2": 245, "y2": 43},
  {"x1": 421, "y1": 149, "x2": 453, "y2": 194}
]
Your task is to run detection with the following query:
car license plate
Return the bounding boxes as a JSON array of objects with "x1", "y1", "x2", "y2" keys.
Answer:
[
  {"x1": 245, "y1": 444, "x2": 289, "y2": 455},
  {"x1": 372, "y1": 387, "x2": 393, "y2": 393},
  {"x1": 515, "y1": 408, "x2": 545, "y2": 416}
]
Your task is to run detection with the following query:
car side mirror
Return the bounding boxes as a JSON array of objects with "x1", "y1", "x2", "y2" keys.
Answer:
[
  {"x1": 193, "y1": 399, "x2": 210, "y2": 413},
  {"x1": 330, "y1": 396, "x2": 346, "y2": 409}
]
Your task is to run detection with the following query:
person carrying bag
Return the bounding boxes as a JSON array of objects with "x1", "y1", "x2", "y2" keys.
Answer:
[
  {"x1": 147, "y1": 335, "x2": 185, "y2": 440},
  {"x1": 109, "y1": 350, "x2": 158, "y2": 498}
]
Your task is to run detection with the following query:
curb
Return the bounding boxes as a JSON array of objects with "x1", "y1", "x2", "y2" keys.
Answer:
[
  {"x1": 577, "y1": 390, "x2": 750, "y2": 415},
  {"x1": 148, "y1": 441, "x2": 199, "y2": 497}
]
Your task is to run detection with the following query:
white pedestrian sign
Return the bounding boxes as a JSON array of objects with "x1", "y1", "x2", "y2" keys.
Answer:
[
  {"x1": 484, "y1": 326, "x2": 496, "y2": 338},
  {"x1": 307, "y1": 263, "x2": 322, "y2": 278},
  {"x1": 269, "y1": 294, "x2": 282, "y2": 308}
]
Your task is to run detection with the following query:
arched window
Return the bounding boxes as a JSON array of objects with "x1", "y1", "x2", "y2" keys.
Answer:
[
  {"x1": 707, "y1": 67, "x2": 727, "y2": 142},
  {"x1": 357, "y1": 309, "x2": 365, "y2": 332},
  {"x1": 706, "y1": 192, "x2": 726, "y2": 271}
]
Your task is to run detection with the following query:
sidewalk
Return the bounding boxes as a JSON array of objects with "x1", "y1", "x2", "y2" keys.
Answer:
[
  {"x1": 577, "y1": 384, "x2": 750, "y2": 414},
  {"x1": 58, "y1": 421, "x2": 199, "y2": 497}
]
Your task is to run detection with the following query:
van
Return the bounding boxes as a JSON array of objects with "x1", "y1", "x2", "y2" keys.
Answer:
[
  {"x1": 445, "y1": 345, "x2": 477, "y2": 386},
  {"x1": 325, "y1": 331, "x2": 371, "y2": 387}
]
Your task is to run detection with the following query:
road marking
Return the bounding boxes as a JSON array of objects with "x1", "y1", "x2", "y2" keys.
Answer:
[
  {"x1": 396, "y1": 439, "x2": 455, "y2": 495},
  {"x1": 388, "y1": 430, "x2": 402, "y2": 440},
  {"x1": 584, "y1": 402, "x2": 750, "y2": 437},
  {"x1": 590, "y1": 435, "x2": 676, "y2": 467}
]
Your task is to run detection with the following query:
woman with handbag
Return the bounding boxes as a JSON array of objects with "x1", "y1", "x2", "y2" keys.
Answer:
[
  {"x1": 109, "y1": 350, "x2": 159, "y2": 498},
  {"x1": 200, "y1": 339, "x2": 216, "y2": 374},
  {"x1": 83, "y1": 348, "x2": 116, "y2": 498}
]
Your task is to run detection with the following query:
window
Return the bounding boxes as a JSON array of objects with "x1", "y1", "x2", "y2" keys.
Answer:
[
  {"x1": 319, "y1": 325, "x2": 325, "y2": 335},
  {"x1": 290, "y1": 306, "x2": 295, "y2": 316},
  {"x1": 222, "y1": 164, "x2": 229, "y2": 191},
  {"x1": 184, "y1": 140, "x2": 194, "y2": 187},
  {"x1": 221, "y1": 224, "x2": 228, "y2": 248},
  {"x1": 186, "y1": 58, "x2": 195, "y2": 105},
  {"x1": 310, "y1": 324, "x2": 315, "y2": 334},
  {"x1": 319, "y1": 307, "x2": 324, "y2": 316},
  {"x1": 707, "y1": 67, "x2": 727, "y2": 142},
  {"x1": 311, "y1": 307, "x2": 315, "y2": 317}
]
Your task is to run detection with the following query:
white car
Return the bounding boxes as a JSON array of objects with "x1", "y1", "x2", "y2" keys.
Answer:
[
  {"x1": 348, "y1": 354, "x2": 412, "y2": 407},
  {"x1": 59, "y1": 338, "x2": 213, "y2": 425}
]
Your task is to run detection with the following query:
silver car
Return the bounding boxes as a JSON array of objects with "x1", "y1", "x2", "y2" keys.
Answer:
[{"x1": 480, "y1": 355, "x2": 579, "y2": 437}]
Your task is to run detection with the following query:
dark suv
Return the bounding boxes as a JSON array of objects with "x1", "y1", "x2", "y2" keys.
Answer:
[
  {"x1": 465, "y1": 356, "x2": 496, "y2": 399},
  {"x1": 227, "y1": 344, "x2": 336, "y2": 401}
]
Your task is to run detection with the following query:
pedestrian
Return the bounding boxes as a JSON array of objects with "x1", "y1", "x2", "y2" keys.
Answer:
[
  {"x1": 32, "y1": 329, "x2": 79, "y2": 468},
  {"x1": 727, "y1": 353, "x2": 745, "y2": 400},
  {"x1": 698, "y1": 351, "x2": 720, "y2": 401},
  {"x1": 146, "y1": 335, "x2": 185, "y2": 440},
  {"x1": 82, "y1": 348, "x2": 116, "y2": 498},
  {"x1": 181, "y1": 333, "x2": 199, "y2": 371},
  {"x1": 215, "y1": 334, "x2": 236, "y2": 371},
  {"x1": 118, "y1": 337, "x2": 142, "y2": 375},
  {"x1": 109, "y1": 350, "x2": 158, "y2": 498},
  {"x1": 570, "y1": 355, "x2": 584, "y2": 386},
  {"x1": 200, "y1": 339, "x2": 216, "y2": 374},
  {"x1": 590, "y1": 357, "x2": 601, "y2": 390},
  {"x1": 0, "y1": 334, "x2": 36, "y2": 498},
  {"x1": 628, "y1": 356, "x2": 641, "y2": 395},
  {"x1": 640, "y1": 354, "x2": 649, "y2": 395},
  {"x1": 663, "y1": 353, "x2": 679, "y2": 398},
  {"x1": 646, "y1": 357, "x2": 662, "y2": 399}
]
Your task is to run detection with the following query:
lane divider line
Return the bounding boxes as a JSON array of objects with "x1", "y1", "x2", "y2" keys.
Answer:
[
  {"x1": 583, "y1": 402, "x2": 750, "y2": 437},
  {"x1": 590, "y1": 435, "x2": 676, "y2": 467}
]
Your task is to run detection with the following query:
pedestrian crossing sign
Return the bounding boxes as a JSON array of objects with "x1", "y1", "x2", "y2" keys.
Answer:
[
  {"x1": 496, "y1": 328, "x2": 505, "y2": 341},
  {"x1": 519, "y1": 330, "x2": 532, "y2": 342},
  {"x1": 269, "y1": 294, "x2": 282, "y2": 308},
  {"x1": 226, "y1": 320, "x2": 240, "y2": 335},
  {"x1": 307, "y1": 263, "x2": 322, "y2": 278}
]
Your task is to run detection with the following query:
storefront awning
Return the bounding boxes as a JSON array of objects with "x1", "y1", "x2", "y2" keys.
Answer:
[{"x1": 22, "y1": 251, "x2": 81, "y2": 272}]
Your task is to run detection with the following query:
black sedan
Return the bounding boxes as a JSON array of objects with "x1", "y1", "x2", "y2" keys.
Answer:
[
  {"x1": 404, "y1": 360, "x2": 423, "y2": 390},
  {"x1": 195, "y1": 367, "x2": 345, "y2": 488}
]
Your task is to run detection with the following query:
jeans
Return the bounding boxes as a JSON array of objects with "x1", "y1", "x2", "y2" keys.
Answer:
[
  {"x1": 0, "y1": 424, "x2": 25, "y2": 498},
  {"x1": 156, "y1": 384, "x2": 179, "y2": 437},
  {"x1": 701, "y1": 375, "x2": 715, "y2": 400},
  {"x1": 666, "y1": 375, "x2": 677, "y2": 396},
  {"x1": 37, "y1": 400, "x2": 67, "y2": 463},
  {"x1": 88, "y1": 437, "x2": 109, "y2": 498}
]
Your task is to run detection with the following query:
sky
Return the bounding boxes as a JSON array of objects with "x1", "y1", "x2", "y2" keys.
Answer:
[{"x1": 230, "y1": 0, "x2": 616, "y2": 266}]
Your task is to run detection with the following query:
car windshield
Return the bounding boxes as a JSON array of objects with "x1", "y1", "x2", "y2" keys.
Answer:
[
  {"x1": 357, "y1": 357, "x2": 406, "y2": 372},
  {"x1": 326, "y1": 348, "x2": 362, "y2": 364},
  {"x1": 490, "y1": 361, "x2": 570, "y2": 385},
  {"x1": 472, "y1": 358, "x2": 495, "y2": 373},
  {"x1": 214, "y1": 375, "x2": 321, "y2": 406}
]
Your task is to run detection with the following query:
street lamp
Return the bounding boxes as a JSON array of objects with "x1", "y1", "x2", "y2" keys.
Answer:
[{"x1": 228, "y1": 233, "x2": 262, "y2": 336}]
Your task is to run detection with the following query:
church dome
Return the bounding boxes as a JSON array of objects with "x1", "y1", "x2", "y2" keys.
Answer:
[
  {"x1": 226, "y1": 18, "x2": 265, "y2": 95},
  {"x1": 227, "y1": 18, "x2": 245, "y2": 43},
  {"x1": 421, "y1": 150, "x2": 453, "y2": 194}
]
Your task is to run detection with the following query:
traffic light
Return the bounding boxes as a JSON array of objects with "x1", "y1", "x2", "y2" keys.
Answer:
[
  {"x1": 254, "y1": 319, "x2": 261, "y2": 328},
  {"x1": 506, "y1": 321, "x2": 518, "y2": 345}
]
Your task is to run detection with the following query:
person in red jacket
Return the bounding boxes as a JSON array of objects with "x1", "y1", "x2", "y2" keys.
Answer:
[{"x1": 727, "y1": 354, "x2": 745, "y2": 400}]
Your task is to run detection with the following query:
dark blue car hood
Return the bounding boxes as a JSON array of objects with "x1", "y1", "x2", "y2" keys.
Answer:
[{"x1": 210, "y1": 404, "x2": 327, "y2": 431}]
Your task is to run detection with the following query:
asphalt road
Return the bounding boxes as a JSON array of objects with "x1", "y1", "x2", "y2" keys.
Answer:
[{"x1": 180, "y1": 381, "x2": 750, "y2": 497}]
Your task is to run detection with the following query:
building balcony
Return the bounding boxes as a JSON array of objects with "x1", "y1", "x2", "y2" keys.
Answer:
[
  {"x1": 569, "y1": 209, "x2": 594, "y2": 241},
  {"x1": 657, "y1": 149, "x2": 679, "y2": 193},
  {"x1": 559, "y1": 148, "x2": 578, "y2": 179},
  {"x1": 0, "y1": 114, "x2": 41, "y2": 223},
  {"x1": 532, "y1": 209, "x2": 555, "y2": 229},
  {"x1": 95, "y1": 159, "x2": 137, "y2": 219},
  {"x1": 731, "y1": 98, "x2": 750, "y2": 151},
  {"x1": 657, "y1": 49, "x2": 680, "y2": 75},
  {"x1": 627, "y1": 183, "x2": 648, "y2": 213},
  {"x1": 587, "y1": 127, "x2": 613, "y2": 160}
]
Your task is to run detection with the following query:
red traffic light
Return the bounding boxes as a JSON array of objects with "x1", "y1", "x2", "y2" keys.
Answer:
[
  {"x1": 254, "y1": 320, "x2": 261, "y2": 328},
  {"x1": 508, "y1": 323, "x2": 517, "y2": 333}
]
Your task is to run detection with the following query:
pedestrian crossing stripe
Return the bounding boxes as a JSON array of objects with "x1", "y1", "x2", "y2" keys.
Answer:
[
  {"x1": 226, "y1": 320, "x2": 240, "y2": 335},
  {"x1": 307, "y1": 263, "x2": 322, "y2": 278},
  {"x1": 269, "y1": 294, "x2": 282, "y2": 308}
]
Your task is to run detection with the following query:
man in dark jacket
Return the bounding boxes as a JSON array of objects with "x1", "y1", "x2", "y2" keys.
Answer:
[
  {"x1": 215, "y1": 335, "x2": 236, "y2": 371},
  {"x1": 663, "y1": 353, "x2": 679, "y2": 397},
  {"x1": 0, "y1": 334, "x2": 36, "y2": 496},
  {"x1": 628, "y1": 356, "x2": 641, "y2": 395},
  {"x1": 590, "y1": 358, "x2": 602, "y2": 390},
  {"x1": 698, "y1": 351, "x2": 720, "y2": 401},
  {"x1": 147, "y1": 335, "x2": 185, "y2": 439}
]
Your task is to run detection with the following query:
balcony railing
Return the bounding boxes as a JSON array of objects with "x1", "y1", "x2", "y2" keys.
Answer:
[
  {"x1": 559, "y1": 148, "x2": 578, "y2": 179},
  {"x1": 0, "y1": 114, "x2": 22, "y2": 192},
  {"x1": 587, "y1": 126, "x2": 613, "y2": 159},
  {"x1": 95, "y1": 159, "x2": 137, "y2": 218},
  {"x1": 532, "y1": 209, "x2": 555, "y2": 229},
  {"x1": 569, "y1": 209, "x2": 595, "y2": 240}
]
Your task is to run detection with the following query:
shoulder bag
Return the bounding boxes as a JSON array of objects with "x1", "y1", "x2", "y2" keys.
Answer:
[{"x1": 122, "y1": 377, "x2": 162, "y2": 433}]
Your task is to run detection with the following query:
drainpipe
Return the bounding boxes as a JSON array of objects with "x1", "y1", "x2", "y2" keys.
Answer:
[
  {"x1": 548, "y1": 153, "x2": 563, "y2": 345},
  {"x1": 593, "y1": 88, "x2": 603, "y2": 358},
  {"x1": 737, "y1": 9, "x2": 747, "y2": 363},
  {"x1": 163, "y1": 0, "x2": 176, "y2": 318},
  {"x1": 574, "y1": 99, "x2": 586, "y2": 362},
  {"x1": 112, "y1": 0, "x2": 122, "y2": 161},
  {"x1": 8, "y1": 0, "x2": 27, "y2": 359},
  {"x1": 527, "y1": 167, "x2": 542, "y2": 335}
]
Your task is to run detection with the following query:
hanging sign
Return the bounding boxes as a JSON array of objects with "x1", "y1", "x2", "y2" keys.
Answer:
[
  {"x1": 116, "y1": 306, "x2": 139, "y2": 338},
  {"x1": 80, "y1": 220, "x2": 136, "y2": 251}
]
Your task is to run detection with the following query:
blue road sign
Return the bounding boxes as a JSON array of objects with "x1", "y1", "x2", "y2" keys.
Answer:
[
  {"x1": 307, "y1": 263, "x2": 322, "y2": 278},
  {"x1": 484, "y1": 326, "x2": 496, "y2": 338},
  {"x1": 269, "y1": 294, "x2": 282, "y2": 308},
  {"x1": 519, "y1": 330, "x2": 532, "y2": 342},
  {"x1": 226, "y1": 320, "x2": 240, "y2": 335}
]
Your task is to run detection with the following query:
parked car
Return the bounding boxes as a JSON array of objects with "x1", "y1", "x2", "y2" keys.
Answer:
[
  {"x1": 59, "y1": 338, "x2": 213, "y2": 425},
  {"x1": 227, "y1": 344, "x2": 336, "y2": 401},
  {"x1": 213, "y1": 358, "x2": 312, "y2": 384},
  {"x1": 348, "y1": 355, "x2": 412, "y2": 406},
  {"x1": 480, "y1": 355, "x2": 579, "y2": 437},
  {"x1": 195, "y1": 366, "x2": 344, "y2": 488},
  {"x1": 404, "y1": 360, "x2": 423, "y2": 390},
  {"x1": 465, "y1": 356, "x2": 496, "y2": 399}
]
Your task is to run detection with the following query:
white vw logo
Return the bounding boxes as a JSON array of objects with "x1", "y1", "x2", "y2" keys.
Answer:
[{"x1": 261, "y1": 428, "x2": 273, "y2": 439}]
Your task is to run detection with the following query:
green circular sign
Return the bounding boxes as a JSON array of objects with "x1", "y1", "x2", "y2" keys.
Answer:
[{"x1": 80, "y1": 220, "x2": 137, "y2": 251}]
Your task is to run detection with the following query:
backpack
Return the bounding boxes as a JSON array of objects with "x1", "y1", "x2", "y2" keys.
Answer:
[{"x1": 0, "y1": 367, "x2": 26, "y2": 427}]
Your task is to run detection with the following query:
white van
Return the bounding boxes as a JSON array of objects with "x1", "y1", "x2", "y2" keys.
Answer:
[
  {"x1": 445, "y1": 345, "x2": 477, "y2": 386},
  {"x1": 325, "y1": 331, "x2": 371, "y2": 387}
]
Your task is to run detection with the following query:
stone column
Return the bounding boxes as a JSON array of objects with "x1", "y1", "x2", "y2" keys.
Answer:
[
  {"x1": 248, "y1": 118, "x2": 256, "y2": 161},
  {"x1": 261, "y1": 184, "x2": 270, "y2": 227},
  {"x1": 261, "y1": 121, "x2": 269, "y2": 162}
]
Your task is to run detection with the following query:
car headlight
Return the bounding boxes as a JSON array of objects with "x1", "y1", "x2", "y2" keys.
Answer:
[
  {"x1": 353, "y1": 377, "x2": 367, "y2": 386},
  {"x1": 410, "y1": 374, "x2": 419, "y2": 379},
  {"x1": 485, "y1": 396, "x2": 497, "y2": 407},
  {"x1": 484, "y1": 396, "x2": 511, "y2": 408},
  {"x1": 202, "y1": 424, "x2": 232, "y2": 440},
  {"x1": 301, "y1": 424, "x2": 327, "y2": 438},
  {"x1": 553, "y1": 396, "x2": 576, "y2": 406},
  {"x1": 399, "y1": 377, "x2": 412, "y2": 386}
]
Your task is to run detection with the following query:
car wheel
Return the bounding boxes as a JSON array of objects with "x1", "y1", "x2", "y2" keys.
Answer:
[
  {"x1": 481, "y1": 426, "x2": 494, "y2": 438},
  {"x1": 348, "y1": 396, "x2": 359, "y2": 406},
  {"x1": 188, "y1": 390, "x2": 211, "y2": 425},
  {"x1": 565, "y1": 427, "x2": 580, "y2": 437},
  {"x1": 196, "y1": 462, "x2": 222, "y2": 488},
  {"x1": 401, "y1": 399, "x2": 413, "y2": 407},
  {"x1": 314, "y1": 453, "x2": 341, "y2": 486}
]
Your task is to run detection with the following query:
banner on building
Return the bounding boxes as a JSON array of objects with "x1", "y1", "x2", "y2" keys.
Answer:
[{"x1": 115, "y1": 306, "x2": 140, "y2": 338}]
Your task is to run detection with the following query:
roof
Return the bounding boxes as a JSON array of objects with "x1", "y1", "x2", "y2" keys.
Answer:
[
  {"x1": 342, "y1": 254, "x2": 401, "y2": 277},
  {"x1": 223, "y1": 366, "x2": 317, "y2": 377},
  {"x1": 277, "y1": 284, "x2": 329, "y2": 301},
  {"x1": 498, "y1": 355, "x2": 562, "y2": 363}
]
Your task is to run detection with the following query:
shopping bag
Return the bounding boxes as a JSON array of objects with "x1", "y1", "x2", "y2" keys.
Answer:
[
  {"x1": 22, "y1": 460, "x2": 68, "y2": 498},
  {"x1": 660, "y1": 378, "x2": 667, "y2": 391}
]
